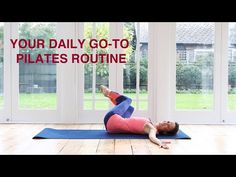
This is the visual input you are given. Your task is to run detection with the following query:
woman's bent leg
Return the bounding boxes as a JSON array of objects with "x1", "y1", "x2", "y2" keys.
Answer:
[
  {"x1": 104, "y1": 97, "x2": 132, "y2": 128},
  {"x1": 109, "y1": 92, "x2": 134, "y2": 118},
  {"x1": 122, "y1": 106, "x2": 134, "y2": 118},
  {"x1": 103, "y1": 89, "x2": 135, "y2": 127}
]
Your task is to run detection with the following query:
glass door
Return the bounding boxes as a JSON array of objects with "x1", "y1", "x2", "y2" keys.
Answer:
[
  {"x1": 171, "y1": 22, "x2": 221, "y2": 124},
  {"x1": 0, "y1": 23, "x2": 3, "y2": 112},
  {"x1": 11, "y1": 23, "x2": 59, "y2": 122},
  {"x1": 77, "y1": 22, "x2": 111, "y2": 123},
  {"x1": 122, "y1": 22, "x2": 149, "y2": 117},
  {"x1": 0, "y1": 23, "x2": 11, "y2": 122},
  {"x1": 222, "y1": 22, "x2": 236, "y2": 123},
  {"x1": 77, "y1": 22, "x2": 150, "y2": 123}
]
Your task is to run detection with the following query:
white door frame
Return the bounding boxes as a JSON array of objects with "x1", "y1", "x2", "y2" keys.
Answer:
[
  {"x1": 153, "y1": 23, "x2": 174, "y2": 123},
  {"x1": 169, "y1": 22, "x2": 221, "y2": 124},
  {"x1": 10, "y1": 23, "x2": 65, "y2": 123},
  {"x1": 221, "y1": 23, "x2": 236, "y2": 124},
  {"x1": 0, "y1": 23, "x2": 12, "y2": 123},
  {"x1": 169, "y1": 22, "x2": 236, "y2": 124}
]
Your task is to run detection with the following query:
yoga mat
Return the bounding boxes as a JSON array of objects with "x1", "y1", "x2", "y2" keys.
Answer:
[{"x1": 33, "y1": 128, "x2": 191, "y2": 139}]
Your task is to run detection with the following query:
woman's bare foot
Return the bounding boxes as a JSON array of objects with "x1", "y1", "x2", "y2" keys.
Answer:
[{"x1": 100, "y1": 85, "x2": 111, "y2": 97}]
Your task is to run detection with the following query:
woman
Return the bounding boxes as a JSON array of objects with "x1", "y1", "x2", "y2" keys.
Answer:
[{"x1": 100, "y1": 85, "x2": 179, "y2": 149}]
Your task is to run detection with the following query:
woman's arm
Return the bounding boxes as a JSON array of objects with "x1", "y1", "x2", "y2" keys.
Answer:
[{"x1": 144, "y1": 122, "x2": 169, "y2": 149}]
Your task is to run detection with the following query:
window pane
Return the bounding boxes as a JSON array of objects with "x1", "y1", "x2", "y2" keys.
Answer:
[
  {"x1": 139, "y1": 23, "x2": 148, "y2": 99},
  {"x1": 95, "y1": 100, "x2": 109, "y2": 110},
  {"x1": 176, "y1": 23, "x2": 214, "y2": 110},
  {"x1": 123, "y1": 22, "x2": 148, "y2": 110},
  {"x1": 95, "y1": 23, "x2": 109, "y2": 95},
  {"x1": 139, "y1": 101, "x2": 148, "y2": 110},
  {"x1": 0, "y1": 23, "x2": 3, "y2": 109},
  {"x1": 84, "y1": 100, "x2": 92, "y2": 110},
  {"x1": 84, "y1": 23, "x2": 93, "y2": 100},
  {"x1": 19, "y1": 23, "x2": 57, "y2": 109},
  {"x1": 83, "y1": 23, "x2": 109, "y2": 110},
  {"x1": 228, "y1": 23, "x2": 236, "y2": 110},
  {"x1": 124, "y1": 22, "x2": 136, "y2": 101}
]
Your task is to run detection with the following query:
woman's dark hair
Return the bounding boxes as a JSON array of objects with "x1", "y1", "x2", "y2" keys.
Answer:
[{"x1": 159, "y1": 122, "x2": 179, "y2": 135}]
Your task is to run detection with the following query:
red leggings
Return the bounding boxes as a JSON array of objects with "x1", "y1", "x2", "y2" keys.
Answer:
[{"x1": 104, "y1": 91, "x2": 135, "y2": 128}]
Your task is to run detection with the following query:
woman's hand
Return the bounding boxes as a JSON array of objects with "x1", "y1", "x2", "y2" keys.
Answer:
[
  {"x1": 160, "y1": 144, "x2": 169, "y2": 149},
  {"x1": 144, "y1": 122, "x2": 171, "y2": 150},
  {"x1": 160, "y1": 141, "x2": 171, "y2": 149}
]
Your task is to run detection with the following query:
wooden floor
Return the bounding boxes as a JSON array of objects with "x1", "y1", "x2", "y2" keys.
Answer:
[{"x1": 0, "y1": 123, "x2": 236, "y2": 154}]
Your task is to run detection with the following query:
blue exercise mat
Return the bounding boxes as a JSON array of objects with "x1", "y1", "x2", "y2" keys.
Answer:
[{"x1": 33, "y1": 128, "x2": 191, "y2": 139}]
